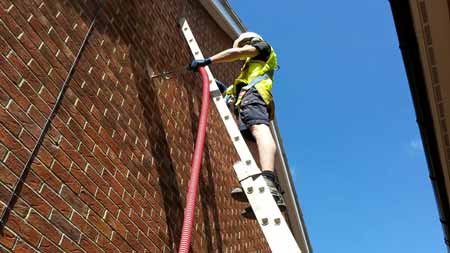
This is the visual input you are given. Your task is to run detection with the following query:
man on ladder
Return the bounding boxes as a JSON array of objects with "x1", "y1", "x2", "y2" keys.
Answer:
[{"x1": 189, "y1": 32, "x2": 286, "y2": 219}]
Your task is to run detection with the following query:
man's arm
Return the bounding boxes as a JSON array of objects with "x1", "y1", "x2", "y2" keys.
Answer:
[
  {"x1": 210, "y1": 45, "x2": 259, "y2": 63},
  {"x1": 189, "y1": 45, "x2": 259, "y2": 70}
]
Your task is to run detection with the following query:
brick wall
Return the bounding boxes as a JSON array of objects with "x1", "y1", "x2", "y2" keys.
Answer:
[{"x1": 0, "y1": 0, "x2": 271, "y2": 252}]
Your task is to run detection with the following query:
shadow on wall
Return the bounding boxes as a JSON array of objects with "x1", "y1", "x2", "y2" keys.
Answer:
[
  {"x1": 200, "y1": 142, "x2": 224, "y2": 252},
  {"x1": 187, "y1": 90, "x2": 224, "y2": 251},
  {"x1": 64, "y1": 0, "x2": 224, "y2": 251}
]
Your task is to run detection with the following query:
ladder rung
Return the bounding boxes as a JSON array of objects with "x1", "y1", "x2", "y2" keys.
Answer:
[
  {"x1": 210, "y1": 89, "x2": 221, "y2": 99},
  {"x1": 274, "y1": 218, "x2": 281, "y2": 225}
]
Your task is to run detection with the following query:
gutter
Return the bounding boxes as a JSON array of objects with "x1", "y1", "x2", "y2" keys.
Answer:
[
  {"x1": 271, "y1": 119, "x2": 313, "y2": 253},
  {"x1": 198, "y1": 0, "x2": 246, "y2": 38},
  {"x1": 389, "y1": 0, "x2": 450, "y2": 250}
]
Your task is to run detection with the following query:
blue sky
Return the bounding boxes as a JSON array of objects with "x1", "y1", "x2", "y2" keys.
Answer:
[{"x1": 228, "y1": 1, "x2": 445, "y2": 252}]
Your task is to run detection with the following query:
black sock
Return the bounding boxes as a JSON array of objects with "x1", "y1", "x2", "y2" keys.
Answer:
[{"x1": 261, "y1": 170, "x2": 275, "y2": 182}]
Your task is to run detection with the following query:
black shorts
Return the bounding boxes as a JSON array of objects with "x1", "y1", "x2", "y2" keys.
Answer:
[{"x1": 238, "y1": 88, "x2": 270, "y2": 138}]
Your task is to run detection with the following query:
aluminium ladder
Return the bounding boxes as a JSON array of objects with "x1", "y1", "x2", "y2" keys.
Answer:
[{"x1": 178, "y1": 18, "x2": 302, "y2": 253}]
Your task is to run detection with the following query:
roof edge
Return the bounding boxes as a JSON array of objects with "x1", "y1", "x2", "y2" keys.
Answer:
[
  {"x1": 271, "y1": 120, "x2": 313, "y2": 252},
  {"x1": 199, "y1": 0, "x2": 246, "y2": 39},
  {"x1": 389, "y1": 0, "x2": 450, "y2": 250}
]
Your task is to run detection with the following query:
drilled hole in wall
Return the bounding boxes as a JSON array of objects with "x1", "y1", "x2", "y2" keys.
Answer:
[{"x1": 146, "y1": 60, "x2": 155, "y2": 78}]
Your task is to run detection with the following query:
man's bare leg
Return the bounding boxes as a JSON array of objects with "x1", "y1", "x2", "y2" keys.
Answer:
[
  {"x1": 236, "y1": 123, "x2": 286, "y2": 219},
  {"x1": 249, "y1": 124, "x2": 277, "y2": 172}
]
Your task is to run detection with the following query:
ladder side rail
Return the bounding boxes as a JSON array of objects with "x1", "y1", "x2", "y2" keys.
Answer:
[
  {"x1": 179, "y1": 18, "x2": 301, "y2": 253},
  {"x1": 178, "y1": 19, "x2": 258, "y2": 176}
]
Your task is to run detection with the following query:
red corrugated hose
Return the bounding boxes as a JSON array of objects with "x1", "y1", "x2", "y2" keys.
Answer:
[{"x1": 178, "y1": 67, "x2": 210, "y2": 253}]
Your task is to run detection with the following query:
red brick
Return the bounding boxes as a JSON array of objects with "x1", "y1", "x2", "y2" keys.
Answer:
[
  {"x1": 18, "y1": 81, "x2": 52, "y2": 115},
  {"x1": 39, "y1": 185, "x2": 71, "y2": 217},
  {"x1": 84, "y1": 165, "x2": 108, "y2": 193},
  {"x1": 59, "y1": 235, "x2": 83, "y2": 253},
  {"x1": 0, "y1": 22, "x2": 31, "y2": 70},
  {"x1": 0, "y1": 163, "x2": 16, "y2": 188},
  {"x1": 42, "y1": 142, "x2": 72, "y2": 169},
  {"x1": 0, "y1": 72, "x2": 30, "y2": 110},
  {"x1": 0, "y1": 182, "x2": 29, "y2": 218},
  {"x1": 94, "y1": 189, "x2": 118, "y2": 218},
  {"x1": 129, "y1": 209, "x2": 148, "y2": 236},
  {"x1": 0, "y1": 109, "x2": 21, "y2": 137},
  {"x1": 50, "y1": 161, "x2": 81, "y2": 194},
  {"x1": 34, "y1": 148, "x2": 53, "y2": 169},
  {"x1": 96, "y1": 234, "x2": 120, "y2": 253},
  {"x1": 101, "y1": 170, "x2": 125, "y2": 200},
  {"x1": 0, "y1": 54, "x2": 22, "y2": 85},
  {"x1": 117, "y1": 210, "x2": 138, "y2": 237},
  {"x1": 106, "y1": 188, "x2": 131, "y2": 216},
  {"x1": 49, "y1": 210, "x2": 81, "y2": 242},
  {"x1": 0, "y1": 228, "x2": 16, "y2": 250},
  {"x1": 12, "y1": 239, "x2": 37, "y2": 253},
  {"x1": 79, "y1": 188, "x2": 103, "y2": 216},
  {"x1": 20, "y1": 170, "x2": 42, "y2": 194},
  {"x1": 0, "y1": 88, "x2": 10, "y2": 107},
  {"x1": 38, "y1": 238, "x2": 64, "y2": 253},
  {"x1": 70, "y1": 166, "x2": 97, "y2": 195},
  {"x1": 0, "y1": 244, "x2": 12, "y2": 253},
  {"x1": 136, "y1": 230, "x2": 158, "y2": 252},
  {"x1": 79, "y1": 235, "x2": 104, "y2": 253},
  {"x1": 6, "y1": 100, "x2": 39, "y2": 133},
  {"x1": 26, "y1": 106, "x2": 45, "y2": 129},
  {"x1": 111, "y1": 232, "x2": 134, "y2": 253},
  {"x1": 26, "y1": 210, "x2": 61, "y2": 244},
  {"x1": 8, "y1": 131, "x2": 35, "y2": 162},
  {"x1": 86, "y1": 212, "x2": 112, "y2": 239},
  {"x1": 122, "y1": 234, "x2": 145, "y2": 252},
  {"x1": 112, "y1": 170, "x2": 135, "y2": 197},
  {"x1": 30, "y1": 162, "x2": 62, "y2": 193},
  {"x1": 59, "y1": 185, "x2": 87, "y2": 216},
  {"x1": 104, "y1": 211, "x2": 127, "y2": 239},
  {"x1": 71, "y1": 211, "x2": 98, "y2": 241},
  {"x1": 6, "y1": 213, "x2": 41, "y2": 247},
  {"x1": 66, "y1": 121, "x2": 95, "y2": 151},
  {"x1": 4, "y1": 50, "x2": 42, "y2": 93}
]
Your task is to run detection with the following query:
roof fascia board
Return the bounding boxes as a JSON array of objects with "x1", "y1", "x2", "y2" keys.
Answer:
[
  {"x1": 271, "y1": 120, "x2": 313, "y2": 253},
  {"x1": 199, "y1": 0, "x2": 246, "y2": 38},
  {"x1": 389, "y1": 0, "x2": 450, "y2": 249}
]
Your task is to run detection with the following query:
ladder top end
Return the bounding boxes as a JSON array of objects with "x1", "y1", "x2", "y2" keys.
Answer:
[{"x1": 177, "y1": 17, "x2": 187, "y2": 28}]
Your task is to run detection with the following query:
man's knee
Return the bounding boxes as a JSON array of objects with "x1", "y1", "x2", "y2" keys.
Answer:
[{"x1": 250, "y1": 124, "x2": 271, "y2": 139}]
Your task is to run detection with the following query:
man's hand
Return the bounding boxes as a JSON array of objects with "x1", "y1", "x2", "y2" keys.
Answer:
[{"x1": 189, "y1": 58, "x2": 212, "y2": 71}]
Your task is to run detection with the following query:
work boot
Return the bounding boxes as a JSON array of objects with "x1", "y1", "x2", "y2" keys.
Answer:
[
  {"x1": 230, "y1": 187, "x2": 248, "y2": 202},
  {"x1": 231, "y1": 180, "x2": 286, "y2": 204},
  {"x1": 241, "y1": 198, "x2": 287, "y2": 219},
  {"x1": 233, "y1": 172, "x2": 287, "y2": 219},
  {"x1": 231, "y1": 173, "x2": 285, "y2": 203}
]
